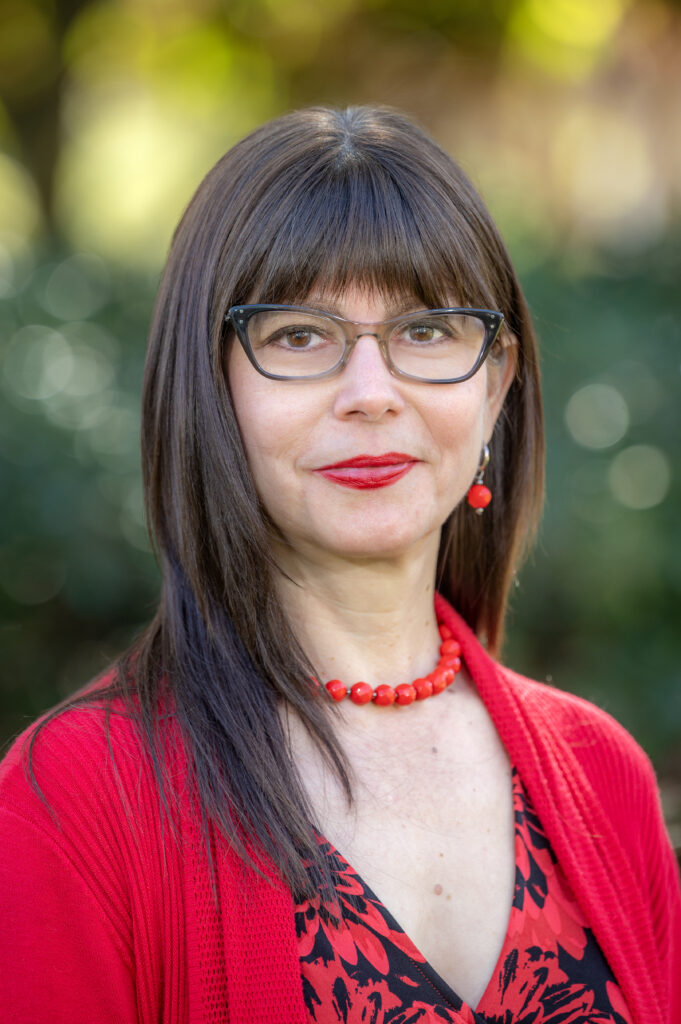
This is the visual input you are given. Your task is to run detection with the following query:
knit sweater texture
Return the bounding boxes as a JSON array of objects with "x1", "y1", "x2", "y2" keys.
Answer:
[{"x1": 1, "y1": 597, "x2": 679, "y2": 1024}]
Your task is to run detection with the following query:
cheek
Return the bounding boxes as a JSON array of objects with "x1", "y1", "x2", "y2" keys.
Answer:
[
  {"x1": 228, "y1": 343, "x2": 276, "y2": 455},
  {"x1": 428, "y1": 378, "x2": 488, "y2": 454},
  {"x1": 227, "y1": 352, "x2": 312, "y2": 512},
  {"x1": 227, "y1": 347, "x2": 275, "y2": 482},
  {"x1": 423, "y1": 380, "x2": 490, "y2": 509},
  {"x1": 231, "y1": 386, "x2": 287, "y2": 478}
]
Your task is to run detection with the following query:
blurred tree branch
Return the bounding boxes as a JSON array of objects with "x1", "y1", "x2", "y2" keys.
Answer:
[{"x1": 0, "y1": 0, "x2": 90, "y2": 227}]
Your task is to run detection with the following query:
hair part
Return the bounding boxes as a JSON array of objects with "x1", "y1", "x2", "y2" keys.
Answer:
[{"x1": 26, "y1": 105, "x2": 544, "y2": 901}]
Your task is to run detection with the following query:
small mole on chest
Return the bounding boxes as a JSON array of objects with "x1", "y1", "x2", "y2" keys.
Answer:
[
  {"x1": 433, "y1": 883, "x2": 443, "y2": 896},
  {"x1": 431, "y1": 746, "x2": 437, "y2": 754}
]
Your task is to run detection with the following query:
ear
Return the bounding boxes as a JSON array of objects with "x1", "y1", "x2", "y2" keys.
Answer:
[{"x1": 483, "y1": 332, "x2": 517, "y2": 438}]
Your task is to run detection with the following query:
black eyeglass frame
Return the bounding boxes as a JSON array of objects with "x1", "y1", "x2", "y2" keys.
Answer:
[{"x1": 225, "y1": 304, "x2": 506, "y2": 384}]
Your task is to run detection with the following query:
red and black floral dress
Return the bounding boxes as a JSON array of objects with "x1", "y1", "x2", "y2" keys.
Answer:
[{"x1": 295, "y1": 768, "x2": 633, "y2": 1024}]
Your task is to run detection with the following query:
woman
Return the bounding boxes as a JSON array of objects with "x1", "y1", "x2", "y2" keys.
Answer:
[{"x1": 1, "y1": 106, "x2": 679, "y2": 1024}]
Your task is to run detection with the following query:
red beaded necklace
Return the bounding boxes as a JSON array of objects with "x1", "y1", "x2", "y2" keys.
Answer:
[{"x1": 323, "y1": 620, "x2": 462, "y2": 707}]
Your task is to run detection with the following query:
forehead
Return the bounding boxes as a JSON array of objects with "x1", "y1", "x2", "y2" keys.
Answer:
[{"x1": 299, "y1": 285, "x2": 453, "y2": 321}]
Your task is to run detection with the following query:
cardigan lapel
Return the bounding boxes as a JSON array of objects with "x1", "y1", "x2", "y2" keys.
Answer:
[
  {"x1": 214, "y1": 842, "x2": 307, "y2": 1023},
  {"x1": 435, "y1": 594, "x2": 663, "y2": 1024},
  {"x1": 180, "y1": 771, "x2": 307, "y2": 1022}
]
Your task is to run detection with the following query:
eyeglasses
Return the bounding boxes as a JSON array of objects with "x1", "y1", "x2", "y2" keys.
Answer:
[{"x1": 225, "y1": 304, "x2": 505, "y2": 383}]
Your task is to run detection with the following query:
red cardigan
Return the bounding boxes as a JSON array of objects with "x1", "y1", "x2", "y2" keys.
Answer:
[{"x1": 1, "y1": 598, "x2": 679, "y2": 1024}]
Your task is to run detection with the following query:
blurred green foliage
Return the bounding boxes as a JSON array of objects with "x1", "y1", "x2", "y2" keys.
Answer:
[
  {"x1": 0, "y1": 246, "x2": 159, "y2": 736},
  {"x1": 505, "y1": 241, "x2": 681, "y2": 765}
]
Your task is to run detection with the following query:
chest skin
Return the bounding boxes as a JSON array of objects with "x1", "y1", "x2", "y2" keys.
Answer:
[{"x1": 289, "y1": 673, "x2": 516, "y2": 1009}]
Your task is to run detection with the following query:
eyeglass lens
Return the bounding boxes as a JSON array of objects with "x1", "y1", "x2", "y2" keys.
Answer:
[{"x1": 244, "y1": 310, "x2": 489, "y2": 380}]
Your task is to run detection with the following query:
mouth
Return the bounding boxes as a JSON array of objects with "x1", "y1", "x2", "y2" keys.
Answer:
[
  {"x1": 317, "y1": 452, "x2": 416, "y2": 470},
  {"x1": 314, "y1": 452, "x2": 418, "y2": 490}
]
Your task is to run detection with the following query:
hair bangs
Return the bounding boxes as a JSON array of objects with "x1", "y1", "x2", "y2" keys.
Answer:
[{"x1": 236, "y1": 157, "x2": 499, "y2": 314}]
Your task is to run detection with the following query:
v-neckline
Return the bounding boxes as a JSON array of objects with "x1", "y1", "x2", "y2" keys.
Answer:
[{"x1": 320, "y1": 767, "x2": 523, "y2": 1019}]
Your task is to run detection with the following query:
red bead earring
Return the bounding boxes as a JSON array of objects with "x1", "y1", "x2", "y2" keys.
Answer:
[{"x1": 467, "y1": 444, "x2": 491, "y2": 515}]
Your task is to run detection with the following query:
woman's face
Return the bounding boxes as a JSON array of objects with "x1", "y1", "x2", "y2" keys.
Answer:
[{"x1": 226, "y1": 286, "x2": 515, "y2": 568}]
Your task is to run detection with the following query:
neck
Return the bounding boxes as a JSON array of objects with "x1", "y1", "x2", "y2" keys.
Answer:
[{"x1": 272, "y1": 535, "x2": 442, "y2": 691}]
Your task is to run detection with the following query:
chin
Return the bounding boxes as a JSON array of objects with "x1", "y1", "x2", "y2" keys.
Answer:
[{"x1": 317, "y1": 514, "x2": 438, "y2": 561}]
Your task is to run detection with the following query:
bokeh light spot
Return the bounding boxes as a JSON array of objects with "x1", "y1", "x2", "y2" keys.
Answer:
[
  {"x1": 608, "y1": 445, "x2": 671, "y2": 509},
  {"x1": 0, "y1": 551, "x2": 66, "y2": 606},
  {"x1": 3, "y1": 326, "x2": 74, "y2": 401},
  {"x1": 40, "y1": 253, "x2": 111, "y2": 321},
  {"x1": 85, "y1": 402, "x2": 140, "y2": 466},
  {"x1": 63, "y1": 345, "x2": 115, "y2": 397},
  {"x1": 528, "y1": 0, "x2": 625, "y2": 48},
  {"x1": 565, "y1": 383, "x2": 629, "y2": 449},
  {"x1": 552, "y1": 108, "x2": 662, "y2": 247},
  {"x1": 508, "y1": 0, "x2": 627, "y2": 79},
  {"x1": 0, "y1": 240, "x2": 15, "y2": 298}
]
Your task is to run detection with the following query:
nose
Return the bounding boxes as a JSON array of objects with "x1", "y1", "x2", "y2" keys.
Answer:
[{"x1": 332, "y1": 333, "x2": 406, "y2": 421}]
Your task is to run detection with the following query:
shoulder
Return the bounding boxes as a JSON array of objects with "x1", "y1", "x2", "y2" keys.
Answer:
[
  {"x1": 437, "y1": 594, "x2": 659, "y2": 804},
  {"x1": 0, "y1": 671, "x2": 192, "y2": 1019},
  {"x1": 0, "y1": 671, "x2": 150, "y2": 935},
  {"x1": 2, "y1": 668, "x2": 134, "y2": 775},
  {"x1": 0, "y1": 667, "x2": 173, "y2": 849},
  {"x1": 500, "y1": 665, "x2": 650, "y2": 759},
  {"x1": 497, "y1": 664, "x2": 660, "y2": 812}
]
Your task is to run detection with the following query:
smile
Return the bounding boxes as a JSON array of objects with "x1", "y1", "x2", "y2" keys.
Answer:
[{"x1": 314, "y1": 453, "x2": 418, "y2": 490}]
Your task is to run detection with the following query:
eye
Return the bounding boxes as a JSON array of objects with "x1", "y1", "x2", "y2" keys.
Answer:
[
  {"x1": 283, "y1": 327, "x2": 317, "y2": 348},
  {"x1": 407, "y1": 324, "x2": 439, "y2": 343},
  {"x1": 394, "y1": 319, "x2": 451, "y2": 346},
  {"x1": 265, "y1": 324, "x2": 331, "y2": 350}
]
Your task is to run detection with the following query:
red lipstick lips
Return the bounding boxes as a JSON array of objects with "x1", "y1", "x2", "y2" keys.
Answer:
[{"x1": 315, "y1": 452, "x2": 417, "y2": 490}]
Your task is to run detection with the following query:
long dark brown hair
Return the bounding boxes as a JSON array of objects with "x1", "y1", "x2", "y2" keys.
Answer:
[{"x1": 28, "y1": 106, "x2": 543, "y2": 900}]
